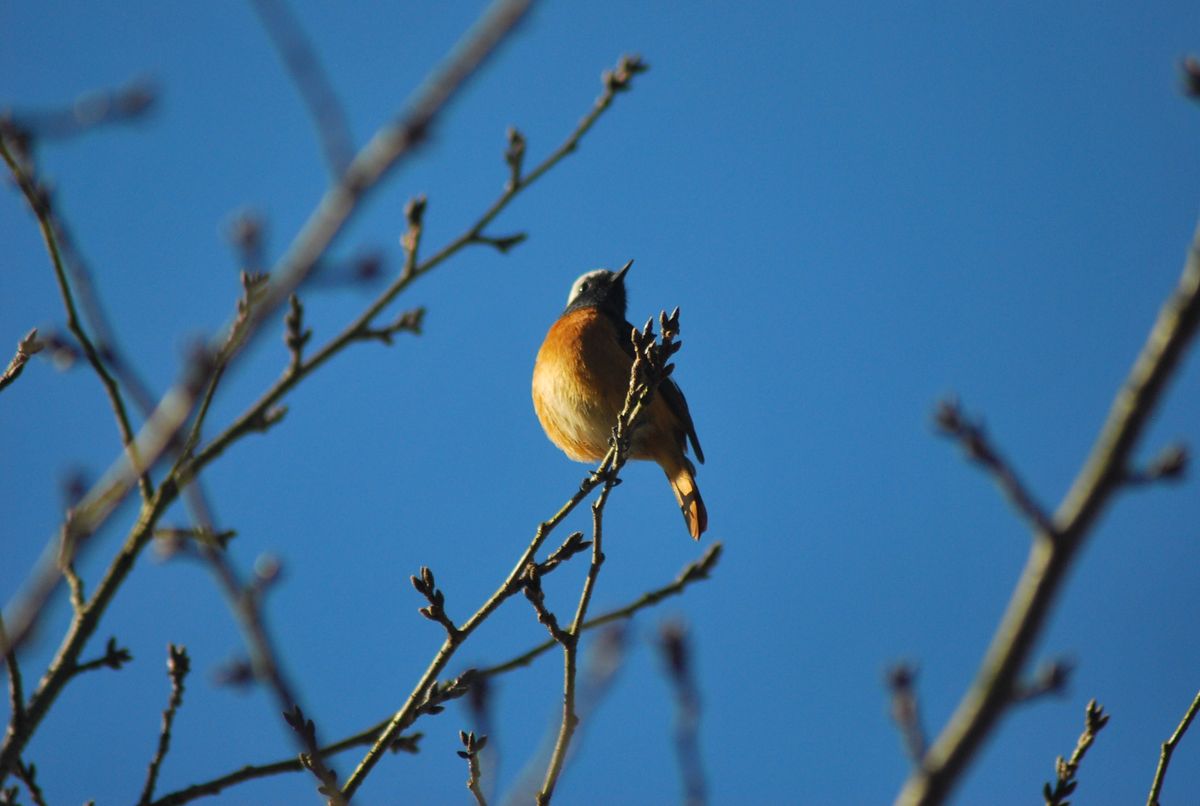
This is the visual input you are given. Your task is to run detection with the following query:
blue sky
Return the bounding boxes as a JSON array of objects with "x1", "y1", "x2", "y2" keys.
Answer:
[{"x1": 4, "y1": 2, "x2": 1200, "y2": 804}]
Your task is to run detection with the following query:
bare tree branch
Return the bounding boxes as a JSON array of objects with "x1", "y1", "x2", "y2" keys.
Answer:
[{"x1": 896, "y1": 218, "x2": 1200, "y2": 805}]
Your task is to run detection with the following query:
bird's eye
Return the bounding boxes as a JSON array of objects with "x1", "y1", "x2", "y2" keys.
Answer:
[{"x1": 579, "y1": 282, "x2": 589, "y2": 292}]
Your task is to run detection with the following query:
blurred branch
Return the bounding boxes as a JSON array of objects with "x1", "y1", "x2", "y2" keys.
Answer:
[
  {"x1": 146, "y1": 545, "x2": 717, "y2": 805},
  {"x1": 897, "y1": 218, "x2": 1200, "y2": 805},
  {"x1": 0, "y1": 329, "x2": 42, "y2": 395},
  {"x1": 1123, "y1": 442, "x2": 1188, "y2": 486},
  {"x1": 1043, "y1": 699, "x2": 1107, "y2": 806},
  {"x1": 886, "y1": 663, "x2": 927, "y2": 767},
  {"x1": 1147, "y1": 689, "x2": 1200, "y2": 806},
  {"x1": 0, "y1": 79, "x2": 154, "y2": 148},
  {"x1": 1012, "y1": 659, "x2": 1072, "y2": 704},
  {"x1": 197, "y1": 544, "x2": 342, "y2": 804},
  {"x1": 933, "y1": 398, "x2": 1055, "y2": 537},
  {"x1": 1181, "y1": 55, "x2": 1200, "y2": 99},
  {"x1": 250, "y1": 0, "x2": 354, "y2": 176},
  {"x1": 658, "y1": 620, "x2": 707, "y2": 806},
  {"x1": 138, "y1": 645, "x2": 191, "y2": 806}
]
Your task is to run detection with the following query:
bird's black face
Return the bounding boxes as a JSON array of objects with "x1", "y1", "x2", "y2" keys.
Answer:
[{"x1": 563, "y1": 261, "x2": 631, "y2": 319}]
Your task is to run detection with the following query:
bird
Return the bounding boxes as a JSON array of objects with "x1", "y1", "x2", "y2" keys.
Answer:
[{"x1": 532, "y1": 261, "x2": 707, "y2": 538}]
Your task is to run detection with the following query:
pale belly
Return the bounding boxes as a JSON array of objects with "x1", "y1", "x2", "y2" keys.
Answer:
[{"x1": 532, "y1": 357, "x2": 617, "y2": 462}]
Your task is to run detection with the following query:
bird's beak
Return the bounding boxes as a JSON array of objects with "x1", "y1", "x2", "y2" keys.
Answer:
[{"x1": 615, "y1": 259, "x2": 633, "y2": 284}]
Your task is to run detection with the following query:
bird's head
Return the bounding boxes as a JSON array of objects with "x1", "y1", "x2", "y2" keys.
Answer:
[{"x1": 564, "y1": 259, "x2": 632, "y2": 319}]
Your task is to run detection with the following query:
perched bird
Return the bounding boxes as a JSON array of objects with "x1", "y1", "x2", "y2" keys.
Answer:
[{"x1": 532, "y1": 261, "x2": 707, "y2": 538}]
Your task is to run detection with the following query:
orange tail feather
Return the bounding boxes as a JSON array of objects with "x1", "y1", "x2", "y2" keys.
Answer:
[{"x1": 668, "y1": 464, "x2": 708, "y2": 540}]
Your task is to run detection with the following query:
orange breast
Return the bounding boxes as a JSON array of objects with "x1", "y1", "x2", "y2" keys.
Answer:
[{"x1": 532, "y1": 308, "x2": 631, "y2": 461}]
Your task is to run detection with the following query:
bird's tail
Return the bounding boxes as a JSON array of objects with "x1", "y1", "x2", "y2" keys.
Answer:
[{"x1": 667, "y1": 461, "x2": 708, "y2": 540}]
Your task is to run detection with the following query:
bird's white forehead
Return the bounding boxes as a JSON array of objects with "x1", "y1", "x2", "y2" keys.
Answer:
[{"x1": 567, "y1": 269, "x2": 611, "y2": 305}]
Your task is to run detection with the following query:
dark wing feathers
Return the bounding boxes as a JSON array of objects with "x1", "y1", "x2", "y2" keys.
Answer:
[{"x1": 659, "y1": 377, "x2": 704, "y2": 464}]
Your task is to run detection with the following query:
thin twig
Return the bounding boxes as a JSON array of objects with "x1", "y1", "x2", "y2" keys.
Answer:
[
  {"x1": 459, "y1": 731, "x2": 489, "y2": 806},
  {"x1": 146, "y1": 731, "x2": 421, "y2": 806},
  {"x1": 503, "y1": 626, "x2": 628, "y2": 806},
  {"x1": 139, "y1": 644, "x2": 191, "y2": 806},
  {"x1": 1043, "y1": 699, "x2": 1108, "y2": 806},
  {"x1": 0, "y1": 329, "x2": 41, "y2": 395},
  {"x1": 250, "y1": 0, "x2": 355, "y2": 176},
  {"x1": 1147, "y1": 689, "x2": 1200, "y2": 806},
  {"x1": 934, "y1": 398, "x2": 1055, "y2": 538},
  {"x1": 897, "y1": 218, "x2": 1200, "y2": 805},
  {"x1": 412, "y1": 566, "x2": 462, "y2": 641},
  {"x1": 68, "y1": 636, "x2": 131, "y2": 677},
  {"x1": 49, "y1": 207, "x2": 160, "y2": 418},
  {"x1": 534, "y1": 491, "x2": 609, "y2": 805},
  {"x1": 523, "y1": 567, "x2": 570, "y2": 644},
  {"x1": 0, "y1": 134, "x2": 152, "y2": 502}
]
